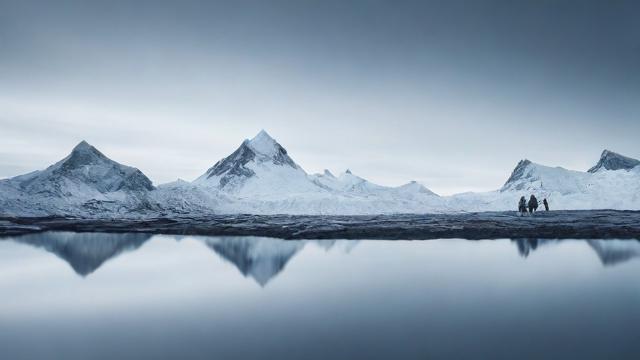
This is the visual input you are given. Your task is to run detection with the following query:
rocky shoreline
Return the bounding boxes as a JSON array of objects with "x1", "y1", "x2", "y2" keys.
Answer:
[{"x1": 1, "y1": 210, "x2": 639, "y2": 240}]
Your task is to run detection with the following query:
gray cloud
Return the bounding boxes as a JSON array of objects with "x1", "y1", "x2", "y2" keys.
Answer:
[{"x1": 1, "y1": 0, "x2": 638, "y2": 193}]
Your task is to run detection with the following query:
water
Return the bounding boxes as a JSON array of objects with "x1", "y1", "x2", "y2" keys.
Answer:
[{"x1": 1, "y1": 232, "x2": 639, "y2": 360}]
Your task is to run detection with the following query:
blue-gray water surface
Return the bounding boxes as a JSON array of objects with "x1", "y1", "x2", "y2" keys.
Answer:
[{"x1": 1, "y1": 232, "x2": 639, "y2": 360}]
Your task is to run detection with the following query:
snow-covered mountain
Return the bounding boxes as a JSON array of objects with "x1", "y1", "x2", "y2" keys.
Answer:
[
  {"x1": 184, "y1": 130, "x2": 441, "y2": 214},
  {"x1": 500, "y1": 159, "x2": 591, "y2": 194},
  {"x1": 310, "y1": 169, "x2": 436, "y2": 198},
  {"x1": 444, "y1": 152, "x2": 640, "y2": 212},
  {"x1": 0, "y1": 132, "x2": 638, "y2": 216},
  {"x1": 0, "y1": 141, "x2": 158, "y2": 216},
  {"x1": 193, "y1": 130, "x2": 324, "y2": 197}
]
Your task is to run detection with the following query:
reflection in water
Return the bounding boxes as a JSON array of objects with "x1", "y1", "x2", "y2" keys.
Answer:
[
  {"x1": 202, "y1": 238, "x2": 360, "y2": 285},
  {"x1": 11, "y1": 232, "x2": 152, "y2": 276},
  {"x1": 203, "y1": 237, "x2": 305, "y2": 286},
  {"x1": 1, "y1": 234, "x2": 640, "y2": 360},
  {"x1": 587, "y1": 240, "x2": 640, "y2": 265},
  {"x1": 513, "y1": 239, "x2": 640, "y2": 266},
  {"x1": 4, "y1": 232, "x2": 360, "y2": 285},
  {"x1": 4, "y1": 233, "x2": 640, "y2": 283}
]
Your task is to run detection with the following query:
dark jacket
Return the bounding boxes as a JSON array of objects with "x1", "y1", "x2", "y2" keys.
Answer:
[{"x1": 528, "y1": 195, "x2": 538, "y2": 209}]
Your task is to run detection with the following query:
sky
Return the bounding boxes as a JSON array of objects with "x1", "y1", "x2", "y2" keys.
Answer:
[{"x1": 1, "y1": 0, "x2": 638, "y2": 195}]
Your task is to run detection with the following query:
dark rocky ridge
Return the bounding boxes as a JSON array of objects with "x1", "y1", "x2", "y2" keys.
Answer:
[
  {"x1": 501, "y1": 159, "x2": 532, "y2": 191},
  {"x1": 588, "y1": 150, "x2": 640, "y2": 173},
  {"x1": 204, "y1": 141, "x2": 258, "y2": 187}
]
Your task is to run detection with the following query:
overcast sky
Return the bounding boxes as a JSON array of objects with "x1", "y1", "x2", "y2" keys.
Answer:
[{"x1": 1, "y1": 0, "x2": 638, "y2": 194}]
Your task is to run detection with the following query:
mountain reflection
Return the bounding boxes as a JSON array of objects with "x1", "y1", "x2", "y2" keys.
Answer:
[
  {"x1": 10, "y1": 232, "x2": 152, "y2": 276},
  {"x1": 203, "y1": 237, "x2": 305, "y2": 286},
  {"x1": 5, "y1": 232, "x2": 639, "y2": 282},
  {"x1": 513, "y1": 239, "x2": 640, "y2": 266},
  {"x1": 5, "y1": 232, "x2": 358, "y2": 284},
  {"x1": 202, "y1": 237, "x2": 360, "y2": 285}
]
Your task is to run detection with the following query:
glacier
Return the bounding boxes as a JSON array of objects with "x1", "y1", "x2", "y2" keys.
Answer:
[{"x1": 1, "y1": 130, "x2": 639, "y2": 217}]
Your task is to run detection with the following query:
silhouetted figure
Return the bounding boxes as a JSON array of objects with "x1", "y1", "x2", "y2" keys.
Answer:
[
  {"x1": 518, "y1": 196, "x2": 527, "y2": 215},
  {"x1": 528, "y1": 195, "x2": 539, "y2": 213},
  {"x1": 543, "y1": 198, "x2": 549, "y2": 211}
]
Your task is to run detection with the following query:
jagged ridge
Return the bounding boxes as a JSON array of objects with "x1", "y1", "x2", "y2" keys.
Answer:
[{"x1": 588, "y1": 149, "x2": 640, "y2": 173}]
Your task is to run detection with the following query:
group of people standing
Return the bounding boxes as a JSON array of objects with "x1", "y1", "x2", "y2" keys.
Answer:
[{"x1": 518, "y1": 195, "x2": 549, "y2": 214}]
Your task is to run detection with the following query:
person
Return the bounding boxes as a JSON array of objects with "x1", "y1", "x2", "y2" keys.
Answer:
[
  {"x1": 518, "y1": 196, "x2": 527, "y2": 215},
  {"x1": 528, "y1": 195, "x2": 539, "y2": 213},
  {"x1": 543, "y1": 198, "x2": 549, "y2": 211}
]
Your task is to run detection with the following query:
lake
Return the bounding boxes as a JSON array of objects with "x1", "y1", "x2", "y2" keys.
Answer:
[{"x1": 1, "y1": 232, "x2": 639, "y2": 359}]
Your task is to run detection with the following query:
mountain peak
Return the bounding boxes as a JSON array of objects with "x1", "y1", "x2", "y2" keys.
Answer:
[
  {"x1": 73, "y1": 140, "x2": 91, "y2": 150},
  {"x1": 65, "y1": 141, "x2": 108, "y2": 168},
  {"x1": 323, "y1": 169, "x2": 335, "y2": 178},
  {"x1": 588, "y1": 149, "x2": 640, "y2": 173},
  {"x1": 196, "y1": 130, "x2": 300, "y2": 189},
  {"x1": 345, "y1": 169, "x2": 352, "y2": 175},
  {"x1": 397, "y1": 181, "x2": 438, "y2": 196},
  {"x1": 248, "y1": 130, "x2": 278, "y2": 157},
  {"x1": 254, "y1": 129, "x2": 272, "y2": 140},
  {"x1": 501, "y1": 159, "x2": 534, "y2": 191},
  {"x1": 71, "y1": 140, "x2": 102, "y2": 155}
]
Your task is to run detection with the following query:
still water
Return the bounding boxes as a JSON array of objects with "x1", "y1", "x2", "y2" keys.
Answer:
[{"x1": 1, "y1": 232, "x2": 639, "y2": 360}]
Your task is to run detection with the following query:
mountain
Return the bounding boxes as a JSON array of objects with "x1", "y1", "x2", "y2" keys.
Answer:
[
  {"x1": 497, "y1": 149, "x2": 640, "y2": 194},
  {"x1": 187, "y1": 130, "x2": 440, "y2": 214},
  {"x1": 193, "y1": 130, "x2": 323, "y2": 196},
  {"x1": 447, "y1": 149, "x2": 640, "y2": 212},
  {"x1": 9, "y1": 141, "x2": 154, "y2": 194},
  {"x1": 500, "y1": 159, "x2": 590, "y2": 194},
  {"x1": 0, "y1": 141, "x2": 158, "y2": 216},
  {"x1": 310, "y1": 169, "x2": 388, "y2": 195},
  {"x1": 311, "y1": 170, "x2": 437, "y2": 199},
  {"x1": 588, "y1": 150, "x2": 640, "y2": 173},
  {"x1": 1, "y1": 134, "x2": 638, "y2": 216},
  {"x1": 395, "y1": 181, "x2": 438, "y2": 197}
]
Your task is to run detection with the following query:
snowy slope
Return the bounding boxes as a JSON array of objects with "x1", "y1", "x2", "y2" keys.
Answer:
[
  {"x1": 193, "y1": 130, "x2": 324, "y2": 197},
  {"x1": 500, "y1": 159, "x2": 591, "y2": 194},
  {"x1": 0, "y1": 141, "x2": 159, "y2": 216},
  {"x1": 0, "y1": 132, "x2": 638, "y2": 216},
  {"x1": 310, "y1": 169, "x2": 439, "y2": 203},
  {"x1": 186, "y1": 130, "x2": 441, "y2": 214},
  {"x1": 446, "y1": 154, "x2": 640, "y2": 212}
]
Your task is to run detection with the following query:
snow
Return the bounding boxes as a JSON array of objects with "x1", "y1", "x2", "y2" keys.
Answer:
[
  {"x1": 444, "y1": 160, "x2": 640, "y2": 212},
  {"x1": 247, "y1": 129, "x2": 279, "y2": 158},
  {"x1": 0, "y1": 141, "x2": 157, "y2": 217},
  {"x1": 1, "y1": 132, "x2": 639, "y2": 217}
]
